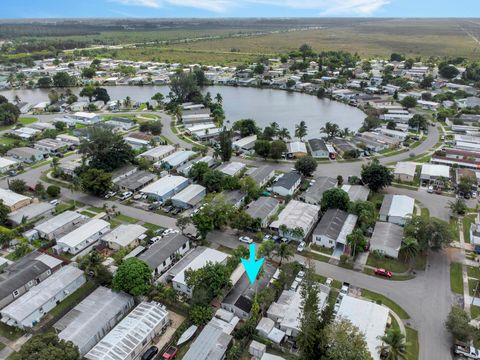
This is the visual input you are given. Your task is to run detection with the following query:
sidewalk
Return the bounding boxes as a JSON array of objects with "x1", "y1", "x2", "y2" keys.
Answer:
[{"x1": 458, "y1": 218, "x2": 472, "y2": 312}]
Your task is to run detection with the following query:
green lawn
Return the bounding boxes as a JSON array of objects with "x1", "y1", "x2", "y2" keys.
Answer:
[
  {"x1": 420, "y1": 207, "x2": 430, "y2": 218},
  {"x1": 303, "y1": 250, "x2": 330, "y2": 263},
  {"x1": 362, "y1": 289, "x2": 410, "y2": 319},
  {"x1": 450, "y1": 217, "x2": 460, "y2": 242},
  {"x1": 450, "y1": 262, "x2": 464, "y2": 295},
  {"x1": 0, "y1": 342, "x2": 5, "y2": 351},
  {"x1": 0, "y1": 137, "x2": 19, "y2": 145},
  {"x1": 87, "y1": 207, "x2": 104, "y2": 214},
  {"x1": 115, "y1": 213, "x2": 138, "y2": 224},
  {"x1": 406, "y1": 327, "x2": 419, "y2": 360},
  {"x1": 0, "y1": 322, "x2": 24, "y2": 341},
  {"x1": 142, "y1": 222, "x2": 163, "y2": 232},
  {"x1": 468, "y1": 266, "x2": 480, "y2": 279},
  {"x1": 80, "y1": 210, "x2": 96, "y2": 218},
  {"x1": 469, "y1": 279, "x2": 480, "y2": 297},
  {"x1": 366, "y1": 254, "x2": 410, "y2": 273},
  {"x1": 310, "y1": 244, "x2": 334, "y2": 255},
  {"x1": 48, "y1": 281, "x2": 97, "y2": 319},
  {"x1": 18, "y1": 117, "x2": 38, "y2": 125},
  {"x1": 472, "y1": 305, "x2": 480, "y2": 320},
  {"x1": 463, "y1": 215, "x2": 477, "y2": 244},
  {"x1": 414, "y1": 255, "x2": 428, "y2": 271}
]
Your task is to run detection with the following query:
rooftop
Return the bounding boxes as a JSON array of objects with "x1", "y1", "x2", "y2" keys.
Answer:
[
  {"x1": 248, "y1": 165, "x2": 275, "y2": 186},
  {"x1": 34, "y1": 211, "x2": 85, "y2": 235},
  {"x1": 57, "y1": 219, "x2": 110, "y2": 248},
  {"x1": 308, "y1": 138, "x2": 328, "y2": 152},
  {"x1": 394, "y1": 162, "x2": 417, "y2": 176},
  {"x1": 313, "y1": 208, "x2": 349, "y2": 240},
  {"x1": 370, "y1": 222, "x2": 404, "y2": 252},
  {"x1": 270, "y1": 200, "x2": 320, "y2": 235},
  {"x1": 0, "y1": 188, "x2": 31, "y2": 208},
  {"x1": 245, "y1": 197, "x2": 280, "y2": 222},
  {"x1": 421, "y1": 164, "x2": 450, "y2": 178},
  {"x1": 140, "y1": 175, "x2": 189, "y2": 197},
  {"x1": 217, "y1": 162, "x2": 246, "y2": 177},
  {"x1": 102, "y1": 224, "x2": 147, "y2": 248},
  {"x1": 139, "y1": 145, "x2": 175, "y2": 159},
  {"x1": 162, "y1": 151, "x2": 196, "y2": 167},
  {"x1": 274, "y1": 171, "x2": 302, "y2": 190},
  {"x1": 287, "y1": 141, "x2": 307, "y2": 154},
  {"x1": 139, "y1": 233, "x2": 189, "y2": 270},
  {"x1": 8, "y1": 202, "x2": 55, "y2": 225},
  {"x1": 171, "y1": 184, "x2": 206, "y2": 203},
  {"x1": 341, "y1": 185, "x2": 370, "y2": 202},
  {"x1": 379, "y1": 195, "x2": 415, "y2": 218},
  {"x1": 303, "y1": 177, "x2": 337, "y2": 203}
]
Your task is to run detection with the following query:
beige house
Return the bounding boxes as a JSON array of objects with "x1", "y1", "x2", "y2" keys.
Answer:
[
  {"x1": 0, "y1": 188, "x2": 32, "y2": 211},
  {"x1": 393, "y1": 162, "x2": 417, "y2": 182}
]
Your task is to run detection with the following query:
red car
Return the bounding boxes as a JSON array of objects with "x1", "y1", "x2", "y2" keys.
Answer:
[
  {"x1": 374, "y1": 268, "x2": 393, "y2": 278},
  {"x1": 162, "y1": 346, "x2": 178, "y2": 360}
]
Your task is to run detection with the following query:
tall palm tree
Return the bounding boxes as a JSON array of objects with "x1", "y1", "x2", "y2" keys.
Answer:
[
  {"x1": 270, "y1": 122, "x2": 280, "y2": 136},
  {"x1": 294, "y1": 121, "x2": 308, "y2": 140},
  {"x1": 320, "y1": 121, "x2": 340, "y2": 140},
  {"x1": 215, "y1": 93, "x2": 223, "y2": 104},
  {"x1": 449, "y1": 198, "x2": 467, "y2": 216},
  {"x1": 377, "y1": 328, "x2": 408, "y2": 360},
  {"x1": 123, "y1": 96, "x2": 132, "y2": 109},
  {"x1": 278, "y1": 128, "x2": 291, "y2": 140},
  {"x1": 276, "y1": 242, "x2": 294, "y2": 266},
  {"x1": 13, "y1": 94, "x2": 21, "y2": 105},
  {"x1": 341, "y1": 127, "x2": 351, "y2": 138},
  {"x1": 399, "y1": 237, "x2": 420, "y2": 264}
]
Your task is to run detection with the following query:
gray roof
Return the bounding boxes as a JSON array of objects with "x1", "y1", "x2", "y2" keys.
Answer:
[
  {"x1": 313, "y1": 209, "x2": 349, "y2": 239},
  {"x1": 0, "y1": 252, "x2": 61, "y2": 300},
  {"x1": 245, "y1": 197, "x2": 279, "y2": 222},
  {"x1": 222, "y1": 263, "x2": 276, "y2": 313},
  {"x1": 139, "y1": 233, "x2": 189, "y2": 269},
  {"x1": 56, "y1": 287, "x2": 134, "y2": 355},
  {"x1": 308, "y1": 138, "x2": 328, "y2": 152},
  {"x1": 8, "y1": 202, "x2": 54, "y2": 225},
  {"x1": 274, "y1": 171, "x2": 302, "y2": 190},
  {"x1": 341, "y1": 185, "x2": 370, "y2": 202},
  {"x1": 182, "y1": 323, "x2": 232, "y2": 360},
  {"x1": 223, "y1": 190, "x2": 246, "y2": 205},
  {"x1": 248, "y1": 165, "x2": 275, "y2": 186},
  {"x1": 370, "y1": 222, "x2": 404, "y2": 251},
  {"x1": 115, "y1": 171, "x2": 156, "y2": 191},
  {"x1": 303, "y1": 177, "x2": 337, "y2": 203}
]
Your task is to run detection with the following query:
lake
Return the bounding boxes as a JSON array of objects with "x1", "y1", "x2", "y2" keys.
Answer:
[{"x1": 0, "y1": 85, "x2": 366, "y2": 134}]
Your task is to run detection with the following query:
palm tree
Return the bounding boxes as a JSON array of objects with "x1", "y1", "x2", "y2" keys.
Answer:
[
  {"x1": 399, "y1": 237, "x2": 420, "y2": 264},
  {"x1": 215, "y1": 93, "x2": 223, "y2": 104},
  {"x1": 276, "y1": 242, "x2": 294, "y2": 266},
  {"x1": 449, "y1": 198, "x2": 467, "y2": 216},
  {"x1": 123, "y1": 96, "x2": 132, "y2": 109},
  {"x1": 13, "y1": 94, "x2": 21, "y2": 105},
  {"x1": 278, "y1": 128, "x2": 291, "y2": 140},
  {"x1": 320, "y1": 121, "x2": 340, "y2": 140},
  {"x1": 270, "y1": 122, "x2": 280, "y2": 136},
  {"x1": 377, "y1": 328, "x2": 408, "y2": 360},
  {"x1": 213, "y1": 147, "x2": 221, "y2": 160},
  {"x1": 294, "y1": 121, "x2": 308, "y2": 140},
  {"x1": 341, "y1": 127, "x2": 351, "y2": 138}
]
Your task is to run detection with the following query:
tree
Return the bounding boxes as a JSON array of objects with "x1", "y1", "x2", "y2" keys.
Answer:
[
  {"x1": 320, "y1": 121, "x2": 340, "y2": 140},
  {"x1": 449, "y1": 198, "x2": 467, "y2": 216},
  {"x1": 458, "y1": 175, "x2": 476, "y2": 194},
  {"x1": 81, "y1": 67, "x2": 96, "y2": 79},
  {"x1": 404, "y1": 216, "x2": 454, "y2": 251},
  {"x1": 401, "y1": 96, "x2": 417, "y2": 109},
  {"x1": 349, "y1": 200, "x2": 376, "y2": 231},
  {"x1": 321, "y1": 188, "x2": 350, "y2": 211},
  {"x1": 259, "y1": 239, "x2": 276, "y2": 259},
  {"x1": 360, "y1": 116, "x2": 382, "y2": 132},
  {"x1": 219, "y1": 128, "x2": 233, "y2": 162},
  {"x1": 399, "y1": 237, "x2": 420, "y2": 264},
  {"x1": 9, "y1": 179, "x2": 27, "y2": 194},
  {"x1": 232, "y1": 119, "x2": 258, "y2": 137},
  {"x1": 446, "y1": 307, "x2": 474, "y2": 342},
  {"x1": 240, "y1": 176, "x2": 261, "y2": 199},
  {"x1": 295, "y1": 156, "x2": 317, "y2": 177},
  {"x1": 361, "y1": 159, "x2": 393, "y2": 192},
  {"x1": 439, "y1": 63, "x2": 460, "y2": 79},
  {"x1": 347, "y1": 229, "x2": 368, "y2": 256},
  {"x1": 188, "y1": 161, "x2": 210, "y2": 182},
  {"x1": 295, "y1": 121, "x2": 308, "y2": 140},
  {"x1": 254, "y1": 140, "x2": 271, "y2": 159},
  {"x1": 262, "y1": 126, "x2": 276, "y2": 141},
  {"x1": 185, "y1": 261, "x2": 231, "y2": 303},
  {"x1": 80, "y1": 168, "x2": 112, "y2": 196},
  {"x1": 176, "y1": 216, "x2": 192, "y2": 234},
  {"x1": 387, "y1": 121, "x2": 397, "y2": 130},
  {"x1": 0, "y1": 102, "x2": 20, "y2": 126},
  {"x1": 112, "y1": 258, "x2": 152, "y2": 296},
  {"x1": 0, "y1": 200, "x2": 10, "y2": 225},
  {"x1": 377, "y1": 328, "x2": 408, "y2": 360},
  {"x1": 79, "y1": 127, "x2": 134, "y2": 171},
  {"x1": 408, "y1": 114, "x2": 428, "y2": 131},
  {"x1": 170, "y1": 71, "x2": 200, "y2": 103},
  {"x1": 139, "y1": 121, "x2": 162, "y2": 135},
  {"x1": 34, "y1": 182, "x2": 45, "y2": 198},
  {"x1": 37, "y1": 76, "x2": 53, "y2": 88},
  {"x1": 151, "y1": 92, "x2": 164, "y2": 103},
  {"x1": 53, "y1": 72, "x2": 77, "y2": 87},
  {"x1": 79, "y1": 85, "x2": 96, "y2": 102},
  {"x1": 202, "y1": 170, "x2": 225, "y2": 193},
  {"x1": 190, "y1": 305, "x2": 213, "y2": 326},
  {"x1": 324, "y1": 319, "x2": 371, "y2": 360},
  {"x1": 48, "y1": 89, "x2": 59, "y2": 104},
  {"x1": 276, "y1": 242, "x2": 294, "y2": 266},
  {"x1": 94, "y1": 87, "x2": 110, "y2": 104},
  {"x1": 278, "y1": 128, "x2": 291, "y2": 140},
  {"x1": 269, "y1": 140, "x2": 287, "y2": 161},
  {"x1": 13, "y1": 332, "x2": 80, "y2": 360},
  {"x1": 254, "y1": 63, "x2": 265, "y2": 75}
]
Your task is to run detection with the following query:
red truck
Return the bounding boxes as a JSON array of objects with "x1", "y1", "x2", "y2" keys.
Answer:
[{"x1": 161, "y1": 346, "x2": 178, "y2": 360}]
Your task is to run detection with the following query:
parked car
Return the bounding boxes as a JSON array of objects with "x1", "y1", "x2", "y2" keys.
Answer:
[
  {"x1": 104, "y1": 191, "x2": 117, "y2": 199},
  {"x1": 49, "y1": 199, "x2": 59, "y2": 206},
  {"x1": 374, "y1": 268, "x2": 393, "y2": 278},
  {"x1": 171, "y1": 208, "x2": 181, "y2": 215},
  {"x1": 475, "y1": 245, "x2": 480, "y2": 255},
  {"x1": 119, "y1": 191, "x2": 133, "y2": 201},
  {"x1": 427, "y1": 185, "x2": 434, "y2": 193},
  {"x1": 141, "y1": 346, "x2": 159, "y2": 360},
  {"x1": 162, "y1": 346, "x2": 178, "y2": 360},
  {"x1": 340, "y1": 284, "x2": 349, "y2": 297},
  {"x1": 297, "y1": 241, "x2": 306, "y2": 252},
  {"x1": 325, "y1": 278, "x2": 333, "y2": 287},
  {"x1": 148, "y1": 236, "x2": 161, "y2": 245},
  {"x1": 263, "y1": 234, "x2": 272, "y2": 242},
  {"x1": 133, "y1": 194, "x2": 143, "y2": 200},
  {"x1": 239, "y1": 236, "x2": 253, "y2": 244},
  {"x1": 164, "y1": 205, "x2": 174, "y2": 213},
  {"x1": 453, "y1": 341, "x2": 480, "y2": 359}
]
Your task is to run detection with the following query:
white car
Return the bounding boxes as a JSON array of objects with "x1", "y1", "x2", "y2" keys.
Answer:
[
  {"x1": 239, "y1": 236, "x2": 253, "y2": 244},
  {"x1": 263, "y1": 234, "x2": 272, "y2": 242},
  {"x1": 297, "y1": 241, "x2": 306, "y2": 252},
  {"x1": 119, "y1": 191, "x2": 133, "y2": 201},
  {"x1": 325, "y1": 278, "x2": 333, "y2": 287},
  {"x1": 133, "y1": 194, "x2": 143, "y2": 200},
  {"x1": 49, "y1": 199, "x2": 59, "y2": 206},
  {"x1": 104, "y1": 191, "x2": 117, "y2": 199},
  {"x1": 340, "y1": 285, "x2": 349, "y2": 297},
  {"x1": 427, "y1": 185, "x2": 434, "y2": 193},
  {"x1": 297, "y1": 271, "x2": 305, "y2": 278},
  {"x1": 148, "y1": 236, "x2": 161, "y2": 245}
]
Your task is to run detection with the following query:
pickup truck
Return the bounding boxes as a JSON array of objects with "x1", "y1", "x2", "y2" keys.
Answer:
[{"x1": 453, "y1": 341, "x2": 480, "y2": 359}]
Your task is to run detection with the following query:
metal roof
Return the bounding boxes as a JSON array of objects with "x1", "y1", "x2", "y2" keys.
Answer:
[
  {"x1": 139, "y1": 145, "x2": 175, "y2": 159},
  {"x1": 85, "y1": 302, "x2": 169, "y2": 360},
  {"x1": 57, "y1": 219, "x2": 110, "y2": 248},
  {"x1": 245, "y1": 197, "x2": 279, "y2": 222},
  {"x1": 248, "y1": 165, "x2": 275, "y2": 186},
  {"x1": 303, "y1": 177, "x2": 337, "y2": 203},
  {"x1": 102, "y1": 224, "x2": 147, "y2": 248},
  {"x1": 0, "y1": 188, "x2": 31, "y2": 208},
  {"x1": 379, "y1": 195, "x2": 415, "y2": 218},
  {"x1": 139, "y1": 233, "x2": 189, "y2": 269},
  {"x1": 313, "y1": 208, "x2": 349, "y2": 240},
  {"x1": 182, "y1": 323, "x2": 232, "y2": 360},
  {"x1": 34, "y1": 211, "x2": 85, "y2": 235},
  {"x1": 273, "y1": 171, "x2": 301, "y2": 190},
  {"x1": 141, "y1": 175, "x2": 189, "y2": 197},
  {"x1": 217, "y1": 162, "x2": 246, "y2": 177},
  {"x1": 8, "y1": 202, "x2": 55, "y2": 225},
  {"x1": 370, "y1": 222, "x2": 404, "y2": 252},
  {"x1": 162, "y1": 151, "x2": 195, "y2": 167},
  {"x1": 270, "y1": 200, "x2": 320, "y2": 235},
  {"x1": 394, "y1": 162, "x2": 417, "y2": 177},
  {"x1": 171, "y1": 184, "x2": 205, "y2": 204}
]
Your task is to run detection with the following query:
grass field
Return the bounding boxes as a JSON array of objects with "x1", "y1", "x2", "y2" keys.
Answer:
[
  {"x1": 362, "y1": 289, "x2": 410, "y2": 319},
  {"x1": 450, "y1": 262, "x2": 464, "y2": 295},
  {"x1": 406, "y1": 327, "x2": 419, "y2": 360}
]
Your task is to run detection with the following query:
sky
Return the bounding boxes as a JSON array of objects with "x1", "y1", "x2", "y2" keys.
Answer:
[{"x1": 1, "y1": 0, "x2": 479, "y2": 18}]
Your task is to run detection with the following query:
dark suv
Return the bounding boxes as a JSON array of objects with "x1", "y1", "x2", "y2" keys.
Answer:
[{"x1": 141, "y1": 346, "x2": 159, "y2": 360}]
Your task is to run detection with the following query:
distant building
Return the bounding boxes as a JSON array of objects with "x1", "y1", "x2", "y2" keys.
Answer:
[
  {"x1": 0, "y1": 265, "x2": 85, "y2": 329},
  {"x1": 159, "y1": 151, "x2": 196, "y2": 170},
  {"x1": 114, "y1": 170, "x2": 156, "y2": 193},
  {"x1": 6, "y1": 147, "x2": 45, "y2": 163},
  {"x1": 308, "y1": 138, "x2": 330, "y2": 158},
  {"x1": 140, "y1": 175, "x2": 189, "y2": 201},
  {"x1": 232, "y1": 135, "x2": 257, "y2": 153},
  {"x1": 85, "y1": 302, "x2": 170, "y2": 360},
  {"x1": 0, "y1": 188, "x2": 31, "y2": 211},
  {"x1": 270, "y1": 200, "x2": 320, "y2": 241},
  {"x1": 55, "y1": 287, "x2": 134, "y2": 357},
  {"x1": 286, "y1": 141, "x2": 308, "y2": 158},
  {"x1": 138, "y1": 145, "x2": 176, "y2": 162}
]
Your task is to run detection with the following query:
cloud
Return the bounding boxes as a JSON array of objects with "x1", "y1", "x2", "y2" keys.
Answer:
[{"x1": 111, "y1": 0, "x2": 390, "y2": 15}]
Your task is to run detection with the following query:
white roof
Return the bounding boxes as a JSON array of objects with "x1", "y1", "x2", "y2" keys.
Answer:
[
  {"x1": 385, "y1": 195, "x2": 415, "y2": 218},
  {"x1": 35, "y1": 211, "x2": 85, "y2": 235},
  {"x1": 74, "y1": 112, "x2": 97, "y2": 119},
  {"x1": 233, "y1": 135, "x2": 257, "y2": 148},
  {"x1": 270, "y1": 200, "x2": 320, "y2": 235},
  {"x1": 85, "y1": 302, "x2": 169, "y2": 360},
  {"x1": 287, "y1": 141, "x2": 307, "y2": 154},
  {"x1": 57, "y1": 219, "x2": 110, "y2": 248},
  {"x1": 394, "y1": 162, "x2": 417, "y2": 177},
  {"x1": 218, "y1": 162, "x2": 246, "y2": 177},
  {"x1": 141, "y1": 175, "x2": 189, "y2": 197},
  {"x1": 139, "y1": 145, "x2": 175, "y2": 159},
  {"x1": 0, "y1": 157, "x2": 17, "y2": 168},
  {"x1": 1, "y1": 265, "x2": 84, "y2": 322},
  {"x1": 0, "y1": 188, "x2": 31, "y2": 208},
  {"x1": 421, "y1": 164, "x2": 450, "y2": 178},
  {"x1": 101, "y1": 224, "x2": 147, "y2": 248},
  {"x1": 172, "y1": 248, "x2": 229, "y2": 287},
  {"x1": 337, "y1": 296, "x2": 389, "y2": 360},
  {"x1": 162, "y1": 151, "x2": 196, "y2": 167},
  {"x1": 171, "y1": 184, "x2": 205, "y2": 203}
]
